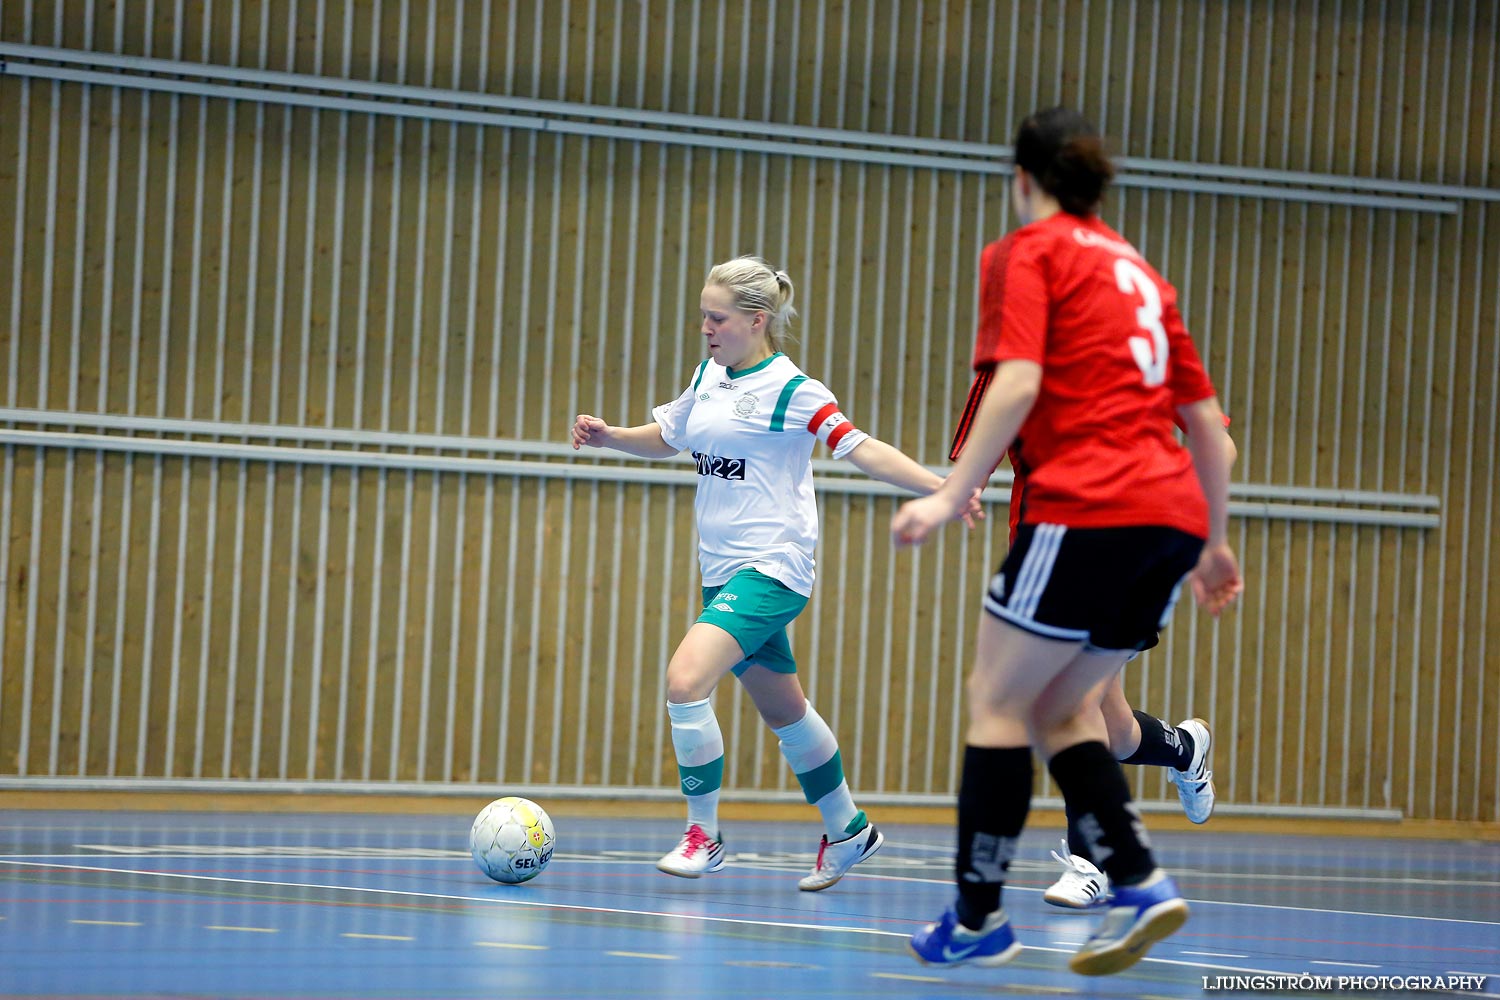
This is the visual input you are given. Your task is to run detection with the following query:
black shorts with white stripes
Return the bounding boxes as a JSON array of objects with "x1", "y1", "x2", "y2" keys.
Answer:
[{"x1": 984, "y1": 523, "x2": 1204, "y2": 653}]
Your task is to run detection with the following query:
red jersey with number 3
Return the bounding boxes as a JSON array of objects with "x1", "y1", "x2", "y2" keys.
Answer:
[{"x1": 950, "y1": 213, "x2": 1216, "y2": 539}]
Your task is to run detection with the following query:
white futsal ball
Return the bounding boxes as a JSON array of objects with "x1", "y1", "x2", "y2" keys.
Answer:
[{"x1": 470, "y1": 796, "x2": 556, "y2": 884}]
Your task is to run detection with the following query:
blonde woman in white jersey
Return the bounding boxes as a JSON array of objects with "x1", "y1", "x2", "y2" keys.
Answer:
[{"x1": 571, "y1": 256, "x2": 981, "y2": 890}]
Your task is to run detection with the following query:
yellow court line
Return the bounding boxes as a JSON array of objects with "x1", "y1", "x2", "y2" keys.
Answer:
[
  {"x1": 205, "y1": 925, "x2": 279, "y2": 933},
  {"x1": 871, "y1": 972, "x2": 945, "y2": 984},
  {"x1": 69, "y1": 919, "x2": 142, "y2": 927},
  {"x1": 342, "y1": 932, "x2": 414, "y2": 942},
  {"x1": 604, "y1": 951, "x2": 678, "y2": 961},
  {"x1": 474, "y1": 941, "x2": 548, "y2": 950}
]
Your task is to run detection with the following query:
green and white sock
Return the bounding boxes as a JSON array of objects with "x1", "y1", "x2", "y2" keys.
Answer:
[
  {"x1": 668, "y1": 697, "x2": 724, "y2": 835},
  {"x1": 774, "y1": 700, "x2": 861, "y2": 838}
]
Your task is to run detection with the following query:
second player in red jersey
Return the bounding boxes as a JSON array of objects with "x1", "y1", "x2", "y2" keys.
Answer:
[
  {"x1": 897, "y1": 106, "x2": 1241, "y2": 978},
  {"x1": 953, "y1": 249, "x2": 1239, "y2": 905}
]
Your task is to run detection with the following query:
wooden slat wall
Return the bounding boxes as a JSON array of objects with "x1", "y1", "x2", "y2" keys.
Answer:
[{"x1": 0, "y1": 0, "x2": 1496, "y2": 821}]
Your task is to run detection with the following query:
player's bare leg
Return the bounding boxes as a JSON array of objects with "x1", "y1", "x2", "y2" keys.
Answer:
[{"x1": 656, "y1": 624, "x2": 747, "y2": 878}]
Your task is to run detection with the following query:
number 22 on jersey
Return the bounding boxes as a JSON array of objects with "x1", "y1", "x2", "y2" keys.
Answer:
[{"x1": 1114, "y1": 257, "x2": 1168, "y2": 387}]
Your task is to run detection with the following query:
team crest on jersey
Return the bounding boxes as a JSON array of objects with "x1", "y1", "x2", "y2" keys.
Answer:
[{"x1": 733, "y1": 392, "x2": 760, "y2": 417}]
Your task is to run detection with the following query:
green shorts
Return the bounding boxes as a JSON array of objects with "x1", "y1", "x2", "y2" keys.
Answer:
[{"x1": 698, "y1": 568, "x2": 808, "y2": 676}]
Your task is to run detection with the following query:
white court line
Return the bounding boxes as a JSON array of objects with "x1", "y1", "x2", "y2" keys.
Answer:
[
  {"x1": 0, "y1": 852, "x2": 509, "y2": 865},
  {"x1": 475, "y1": 941, "x2": 547, "y2": 950},
  {"x1": 2, "y1": 852, "x2": 471, "y2": 859},
  {"x1": 872, "y1": 972, "x2": 945, "y2": 983},
  {"x1": 1181, "y1": 950, "x2": 1250, "y2": 959},
  {"x1": 0, "y1": 859, "x2": 904, "y2": 940},
  {"x1": 9, "y1": 848, "x2": 1498, "y2": 890},
  {"x1": 1150, "y1": 891, "x2": 1500, "y2": 928},
  {"x1": 732, "y1": 864, "x2": 1500, "y2": 929},
  {"x1": 1146, "y1": 869, "x2": 1500, "y2": 893},
  {"x1": 70, "y1": 919, "x2": 141, "y2": 926},
  {"x1": 6, "y1": 853, "x2": 1499, "y2": 929},
  {"x1": 2, "y1": 857, "x2": 1496, "y2": 994},
  {"x1": 343, "y1": 932, "x2": 413, "y2": 941},
  {"x1": 745, "y1": 859, "x2": 1500, "y2": 912},
  {"x1": 9, "y1": 857, "x2": 1500, "y2": 998}
]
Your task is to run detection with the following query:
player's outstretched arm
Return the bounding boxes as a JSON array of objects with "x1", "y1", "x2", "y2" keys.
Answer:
[
  {"x1": 844, "y1": 438, "x2": 985, "y2": 528},
  {"x1": 844, "y1": 438, "x2": 943, "y2": 495},
  {"x1": 569, "y1": 415, "x2": 680, "y2": 458},
  {"x1": 892, "y1": 359, "x2": 1041, "y2": 547}
]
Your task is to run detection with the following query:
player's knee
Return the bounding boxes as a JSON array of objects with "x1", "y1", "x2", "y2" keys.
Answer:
[
  {"x1": 1028, "y1": 696, "x2": 1103, "y2": 746},
  {"x1": 666, "y1": 657, "x2": 714, "y2": 704},
  {"x1": 1103, "y1": 712, "x2": 1136, "y2": 757},
  {"x1": 1028, "y1": 699, "x2": 1069, "y2": 736},
  {"x1": 965, "y1": 670, "x2": 1027, "y2": 722},
  {"x1": 963, "y1": 670, "x2": 997, "y2": 711},
  {"x1": 754, "y1": 702, "x2": 803, "y2": 729}
]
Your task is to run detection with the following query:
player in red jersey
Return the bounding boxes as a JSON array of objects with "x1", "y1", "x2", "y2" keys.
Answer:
[{"x1": 897, "y1": 107, "x2": 1240, "y2": 977}]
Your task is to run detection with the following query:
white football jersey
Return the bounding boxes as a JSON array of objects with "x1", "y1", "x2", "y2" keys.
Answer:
[{"x1": 652, "y1": 352, "x2": 868, "y2": 597}]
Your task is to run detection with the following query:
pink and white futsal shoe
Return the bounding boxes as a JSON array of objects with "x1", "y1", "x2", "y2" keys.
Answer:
[{"x1": 655, "y1": 823, "x2": 726, "y2": 877}]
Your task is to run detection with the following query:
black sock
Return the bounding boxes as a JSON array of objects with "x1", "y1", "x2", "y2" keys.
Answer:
[
  {"x1": 1048, "y1": 741, "x2": 1156, "y2": 887},
  {"x1": 1063, "y1": 802, "x2": 1090, "y2": 860},
  {"x1": 1120, "y1": 710, "x2": 1194, "y2": 770},
  {"x1": 954, "y1": 745, "x2": 1032, "y2": 930}
]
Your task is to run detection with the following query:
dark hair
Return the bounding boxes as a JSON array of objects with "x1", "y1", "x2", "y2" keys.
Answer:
[{"x1": 1013, "y1": 107, "x2": 1114, "y2": 216}]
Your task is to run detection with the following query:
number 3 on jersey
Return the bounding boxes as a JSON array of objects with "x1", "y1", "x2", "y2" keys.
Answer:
[{"x1": 1114, "y1": 257, "x2": 1168, "y2": 387}]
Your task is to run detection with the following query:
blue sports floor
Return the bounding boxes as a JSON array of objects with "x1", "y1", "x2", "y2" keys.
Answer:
[{"x1": 1, "y1": 808, "x2": 1497, "y2": 999}]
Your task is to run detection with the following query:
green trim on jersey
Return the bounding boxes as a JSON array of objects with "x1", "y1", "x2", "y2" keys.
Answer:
[
  {"x1": 768, "y1": 375, "x2": 809, "y2": 432},
  {"x1": 727, "y1": 351, "x2": 782, "y2": 379},
  {"x1": 691, "y1": 359, "x2": 711, "y2": 392}
]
